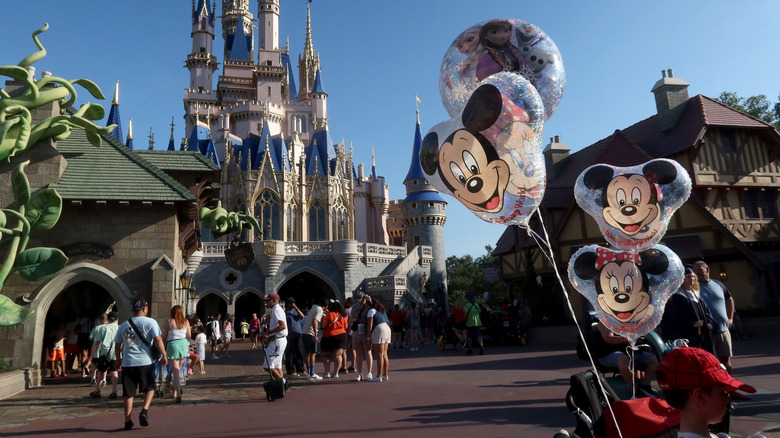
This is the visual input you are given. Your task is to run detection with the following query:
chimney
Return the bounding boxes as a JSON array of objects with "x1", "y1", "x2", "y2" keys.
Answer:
[
  {"x1": 543, "y1": 135, "x2": 570, "y2": 180},
  {"x1": 651, "y1": 69, "x2": 690, "y2": 132}
]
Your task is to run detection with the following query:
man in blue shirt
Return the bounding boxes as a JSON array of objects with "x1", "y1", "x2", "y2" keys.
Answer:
[
  {"x1": 115, "y1": 298, "x2": 168, "y2": 430},
  {"x1": 284, "y1": 297, "x2": 305, "y2": 376},
  {"x1": 692, "y1": 261, "x2": 735, "y2": 373}
]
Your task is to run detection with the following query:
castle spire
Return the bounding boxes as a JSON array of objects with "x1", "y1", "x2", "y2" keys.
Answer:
[
  {"x1": 168, "y1": 116, "x2": 176, "y2": 151},
  {"x1": 304, "y1": 4, "x2": 315, "y2": 60},
  {"x1": 106, "y1": 80, "x2": 123, "y2": 142},
  {"x1": 148, "y1": 127, "x2": 155, "y2": 150},
  {"x1": 125, "y1": 117, "x2": 134, "y2": 150}
]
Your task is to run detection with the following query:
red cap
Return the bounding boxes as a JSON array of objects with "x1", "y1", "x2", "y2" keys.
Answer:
[
  {"x1": 656, "y1": 347, "x2": 756, "y2": 393},
  {"x1": 264, "y1": 293, "x2": 280, "y2": 301}
]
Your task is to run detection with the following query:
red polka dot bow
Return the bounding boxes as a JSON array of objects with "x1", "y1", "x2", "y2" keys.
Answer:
[{"x1": 595, "y1": 247, "x2": 641, "y2": 270}]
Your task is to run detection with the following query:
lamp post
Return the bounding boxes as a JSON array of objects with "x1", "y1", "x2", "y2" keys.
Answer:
[{"x1": 178, "y1": 273, "x2": 196, "y2": 315}]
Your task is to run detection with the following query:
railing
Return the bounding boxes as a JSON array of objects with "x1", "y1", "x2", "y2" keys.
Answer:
[{"x1": 201, "y1": 241, "x2": 409, "y2": 259}]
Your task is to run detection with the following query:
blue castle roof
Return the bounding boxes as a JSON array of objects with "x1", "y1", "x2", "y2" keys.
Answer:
[
  {"x1": 228, "y1": 26, "x2": 252, "y2": 61},
  {"x1": 404, "y1": 117, "x2": 426, "y2": 183},
  {"x1": 312, "y1": 69, "x2": 326, "y2": 94},
  {"x1": 306, "y1": 129, "x2": 337, "y2": 175},
  {"x1": 106, "y1": 103, "x2": 123, "y2": 143},
  {"x1": 193, "y1": 0, "x2": 214, "y2": 25},
  {"x1": 231, "y1": 122, "x2": 290, "y2": 172},
  {"x1": 281, "y1": 53, "x2": 298, "y2": 102}
]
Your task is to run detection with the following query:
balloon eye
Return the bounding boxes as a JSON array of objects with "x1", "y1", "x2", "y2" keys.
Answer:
[
  {"x1": 462, "y1": 151, "x2": 479, "y2": 175},
  {"x1": 530, "y1": 56, "x2": 537, "y2": 61},
  {"x1": 624, "y1": 275, "x2": 633, "y2": 293},
  {"x1": 538, "y1": 59, "x2": 544, "y2": 65},
  {"x1": 449, "y1": 162, "x2": 466, "y2": 186},
  {"x1": 616, "y1": 189, "x2": 627, "y2": 206},
  {"x1": 632, "y1": 188, "x2": 641, "y2": 205},
  {"x1": 609, "y1": 276, "x2": 619, "y2": 294}
]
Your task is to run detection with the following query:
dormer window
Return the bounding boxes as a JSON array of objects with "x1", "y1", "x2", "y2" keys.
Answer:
[{"x1": 722, "y1": 129, "x2": 737, "y2": 153}]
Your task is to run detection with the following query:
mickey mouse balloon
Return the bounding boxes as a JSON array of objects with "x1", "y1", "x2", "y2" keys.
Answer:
[
  {"x1": 568, "y1": 244, "x2": 683, "y2": 343},
  {"x1": 420, "y1": 75, "x2": 545, "y2": 227},
  {"x1": 439, "y1": 19, "x2": 566, "y2": 122},
  {"x1": 575, "y1": 159, "x2": 692, "y2": 252}
]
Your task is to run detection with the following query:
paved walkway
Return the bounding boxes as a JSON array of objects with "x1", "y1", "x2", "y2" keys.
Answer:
[{"x1": 0, "y1": 337, "x2": 778, "y2": 437}]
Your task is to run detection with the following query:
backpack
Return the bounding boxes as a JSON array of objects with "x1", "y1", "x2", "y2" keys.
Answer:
[{"x1": 565, "y1": 370, "x2": 620, "y2": 438}]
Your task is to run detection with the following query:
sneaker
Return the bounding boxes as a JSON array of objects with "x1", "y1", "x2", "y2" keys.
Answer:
[
  {"x1": 124, "y1": 421, "x2": 134, "y2": 430},
  {"x1": 89, "y1": 376, "x2": 96, "y2": 384},
  {"x1": 51, "y1": 373, "x2": 58, "y2": 377},
  {"x1": 62, "y1": 372, "x2": 68, "y2": 377},
  {"x1": 101, "y1": 378, "x2": 107, "y2": 385},
  {"x1": 212, "y1": 354, "x2": 220, "y2": 360},
  {"x1": 139, "y1": 410, "x2": 149, "y2": 427},
  {"x1": 338, "y1": 367, "x2": 347, "y2": 374},
  {"x1": 366, "y1": 373, "x2": 373, "y2": 380},
  {"x1": 323, "y1": 372, "x2": 331, "y2": 378},
  {"x1": 333, "y1": 373, "x2": 339, "y2": 378},
  {"x1": 383, "y1": 375, "x2": 389, "y2": 381},
  {"x1": 308, "y1": 373, "x2": 323, "y2": 381},
  {"x1": 369, "y1": 377, "x2": 382, "y2": 382},
  {"x1": 355, "y1": 374, "x2": 363, "y2": 382},
  {"x1": 347, "y1": 366, "x2": 356, "y2": 373}
]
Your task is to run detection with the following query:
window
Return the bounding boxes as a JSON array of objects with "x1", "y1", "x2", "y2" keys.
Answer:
[
  {"x1": 286, "y1": 201, "x2": 298, "y2": 241},
  {"x1": 722, "y1": 129, "x2": 737, "y2": 153},
  {"x1": 332, "y1": 197, "x2": 349, "y2": 240},
  {"x1": 744, "y1": 190, "x2": 777, "y2": 219},
  {"x1": 268, "y1": 86, "x2": 272, "y2": 97},
  {"x1": 199, "y1": 47, "x2": 206, "y2": 53},
  {"x1": 309, "y1": 199, "x2": 326, "y2": 241},
  {"x1": 414, "y1": 235, "x2": 421, "y2": 246},
  {"x1": 254, "y1": 190, "x2": 281, "y2": 240}
]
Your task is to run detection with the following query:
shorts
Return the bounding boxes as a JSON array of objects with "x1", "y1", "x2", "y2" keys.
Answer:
[
  {"x1": 121, "y1": 364, "x2": 155, "y2": 398},
  {"x1": 321, "y1": 333, "x2": 347, "y2": 352},
  {"x1": 345, "y1": 334, "x2": 353, "y2": 350},
  {"x1": 49, "y1": 348, "x2": 65, "y2": 362},
  {"x1": 353, "y1": 335, "x2": 371, "y2": 353},
  {"x1": 466, "y1": 326, "x2": 482, "y2": 339},
  {"x1": 95, "y1": 357, "x2": 117, "y2": 373},
  {"x1": 598, "y1": 350, "x2": 656, "y2": 369},
  {"x1": 371, "y1": 323, "x2": 391, "y2": 344},
  {"x1": 301, "y1": 334, "x2": 318, "y2": 354},
  {"x1": 263, "y1": 337, "x2": 287, "y2": 369},
  {"x1": 210, "y1": 336, "x2": 222, "y2": 346},
  {"x1": 713, "y1": 330, "x2": 733, "y2": 358}
]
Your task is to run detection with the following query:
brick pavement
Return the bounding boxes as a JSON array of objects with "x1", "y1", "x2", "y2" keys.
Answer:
[{"x1": 0, "y1": 337, "x2": 778, "y2": 437}]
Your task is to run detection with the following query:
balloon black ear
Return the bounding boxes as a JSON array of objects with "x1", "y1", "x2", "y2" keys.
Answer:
[
  {"x1": 639, "y1": 249, "x2": 669, "y2": 275},
  {"x1": 462, "y1": 84, "x2": 503, "y2": 132},
  {"x1": 573, "y1": 251, "x2": 599, "y2": 280},
  {"x1": 582, "y1": 165, "x2": 614, "y2": 190},
  {"x1": 643, "y1": 160, "x2": 678, "y2": 185},
  {"x1": 420, "y1": 132, "x2": 439, "y2": 176}
]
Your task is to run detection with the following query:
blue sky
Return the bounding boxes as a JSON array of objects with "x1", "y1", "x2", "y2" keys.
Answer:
[{"x1": 3, "y1": 1, "x2": 780, "y2": 257}]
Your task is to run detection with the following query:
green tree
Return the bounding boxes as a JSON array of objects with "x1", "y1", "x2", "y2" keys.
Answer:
[
  {"x1": 445, "y1": 245, "x2": 508, "y2": 309},
  {"x1": 716, "y1": 91, "x2": 779, "y2": 129}
]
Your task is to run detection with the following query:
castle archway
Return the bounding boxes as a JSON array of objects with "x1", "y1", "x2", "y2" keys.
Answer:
[
  {"x1": 276, "y1": 270, "x2": 337, "y2": 309},
  {"x1": 234, "y1": 289, "x2": 263, "y2": 325},
  {"x1": 196, "y1": 291, "x2": 227, "y2": 321}
]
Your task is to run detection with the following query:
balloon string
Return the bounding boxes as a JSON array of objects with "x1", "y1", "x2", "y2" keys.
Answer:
[
  {"x1": 529, "y1": 207, "x2": 624, "y2": 438},
  {"x1": 626, "y1": 343, "x2": 637, "y2": 399}
]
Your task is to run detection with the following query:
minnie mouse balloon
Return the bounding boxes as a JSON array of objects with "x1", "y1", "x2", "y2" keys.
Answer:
[
  {"x1": 568, "y1": 244, "x2": 683, "y2": 343},
  {"x1": 575, "y1": 159, "x2": 692, "y2": 252},
  {"x1": 420, "y1": 75, "x2": 545, "y2": 227},
  {"x1": 439, "y1": 18, "x2": 565, "y2": 121}
]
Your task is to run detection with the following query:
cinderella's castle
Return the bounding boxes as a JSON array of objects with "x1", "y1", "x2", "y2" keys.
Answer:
[{"x1": 170, "y1": 0, "x2": 448, "y2": 319}]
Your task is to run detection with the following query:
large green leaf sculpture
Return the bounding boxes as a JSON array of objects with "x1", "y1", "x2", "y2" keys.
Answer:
[{"x1": 0, "y1": 24, "x2": 115, "y2": 325}]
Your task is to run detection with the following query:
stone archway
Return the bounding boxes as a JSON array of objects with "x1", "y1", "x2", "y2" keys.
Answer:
[
  {"x1": 23, "y1": 263, "x2": 133, "y2": 372},
  {"x1": 276, "y1": 270, "x2": 338, "y2": 310},
  {"x1": 234, "y1": 289, "x2": 262, "y2": 326},
  {"x1": 195, "y1": 291, "x2": 227, "y2": 321}
]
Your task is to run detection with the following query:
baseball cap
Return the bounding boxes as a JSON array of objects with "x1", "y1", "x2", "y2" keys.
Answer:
[
  {"x1": 264, "y1": 293, "x2": 280, "y2": 301},
  {"x1": 132, "y1": 298, "x2": 148, "y2": 311},
  {"x1": 107, "y1": 311, "x2": 118, "y2": 321},
  {"x1": 656, "y1": 347, "x2": 756, "y2": 393}
]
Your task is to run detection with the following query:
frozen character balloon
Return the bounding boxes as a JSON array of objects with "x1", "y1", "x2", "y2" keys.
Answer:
[
  {"x1": 421, "y1": 77, "x2": 545, "y2": 227},
  {"x1": 568, "y1": 244, "x2": 683, "y2": 343},
  {"x1": 439, "y1": 18, "x2": 565, "y2": 122},
  {"x1": 575, "y1": 159, "x2": 692, "y2": 252}
]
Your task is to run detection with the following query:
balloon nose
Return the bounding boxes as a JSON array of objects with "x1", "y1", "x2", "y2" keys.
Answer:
[
  {"x1": 615, "y1": 293, "x2": 630, "y2": 304},
  {"x1": 467, "y1": 177, "x2": 483, "y2": 193},
  {"x1": 621, "y1": 206, "x2": 637, "y2": 216}
]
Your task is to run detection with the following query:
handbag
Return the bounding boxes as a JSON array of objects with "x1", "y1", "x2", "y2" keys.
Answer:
[{"x1": 128, "y1": 318, "x2": 163, "y2": 362}]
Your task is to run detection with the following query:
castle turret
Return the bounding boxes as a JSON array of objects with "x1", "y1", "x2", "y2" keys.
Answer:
[
  {"x1": 311, "y1": 69, "x2": 328, "y2": 131},
  {"x1": 258, "y1": 0, "x2": 280, "y2": 52},
  {"x1": 402, "y1": 109, "x2": 448, "y2": 307},
  {"x1": 184, "y1": 0, "x2": 218, "y2": 139},
  {"x1": 106, "y1": 80, "x2": 123, "y2": 143}
]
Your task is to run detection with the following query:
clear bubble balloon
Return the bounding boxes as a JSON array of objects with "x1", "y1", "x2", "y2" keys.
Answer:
[
  {"x1": 439, "y1": 18, "x2": 565, "y2": 121},
  {"x1": 575, "y1": 159, "x2": 692, "y2": 252},
  {"x1": 568, "y1": 244, "x2": 684, "y2": 344},
  {"x1": 420, "y1": 77, "x2": 545, "y2": 227}
]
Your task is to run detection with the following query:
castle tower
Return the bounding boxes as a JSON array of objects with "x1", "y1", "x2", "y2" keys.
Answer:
[
  {"x1": 221, "y1": 0, "x2": 253, "y2": 61},
  {"x1": 310, "y1": 69, "x2": 328, "y2": 131},
  {"x1": 402, "y1": 109, "x2": 448, "y2": 307},
  {"x1": 184, "y1": 0, "x2": 218, "y2": 138},
  {"x1": 255, "y1": 0, "x2": 284, "y2": 105},
  {"x1": 106, "y1": 80, "x2": 123, "y2": 143},
  {"x1": 297, "y1": 4, "x2": 321, "y2": 101},
  {"x1": 257, "y1": 0, "x2": 280, "y2": 52}
]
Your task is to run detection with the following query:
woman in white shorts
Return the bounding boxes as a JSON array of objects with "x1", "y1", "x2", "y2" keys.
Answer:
[{"x1": 365, "y1": 297, "x2": 391, "y2": 382}]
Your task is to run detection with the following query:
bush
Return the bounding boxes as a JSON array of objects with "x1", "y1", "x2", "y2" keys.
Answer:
[{"x1": 0, "y1": 360, "x2": 7, "y2": 374}]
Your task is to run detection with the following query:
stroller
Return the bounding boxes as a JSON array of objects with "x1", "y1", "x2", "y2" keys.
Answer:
[{"x1": 438, "y1": 317, "x2": 460, "y2": 351}]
